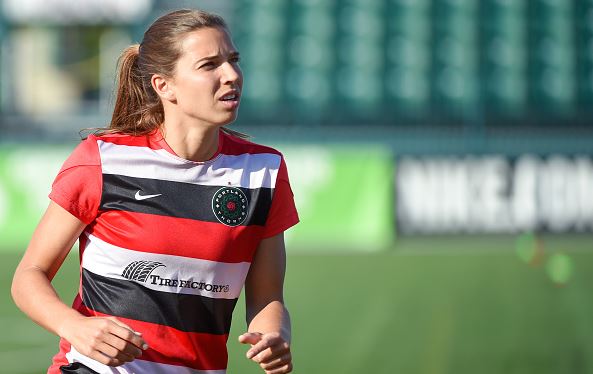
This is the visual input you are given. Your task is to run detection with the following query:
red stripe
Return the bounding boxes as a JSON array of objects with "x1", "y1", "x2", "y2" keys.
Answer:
[
  {"x1": 48, "y1": 338, "x2": 72, "y2": 374},
  {"x1": 94, "y1": 133, "x2": 163, "y2": 150},
  {"x1": 220, "y1": 132, "x2": 283, "y2": 156},
  {"x1": 77, "y1": 305, "x2": 229, "y2": 370},
  {"x1": 88, "y1": 210, "x2": 261, "y2": 263}
]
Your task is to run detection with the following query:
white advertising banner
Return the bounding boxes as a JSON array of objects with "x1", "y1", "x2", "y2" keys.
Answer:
[
  {"x1": 396, "y1": 155, "x2": 593, "y2": 233},
  {"x1": 3, "y1": 0, "x2": 152, "y2": 23}
]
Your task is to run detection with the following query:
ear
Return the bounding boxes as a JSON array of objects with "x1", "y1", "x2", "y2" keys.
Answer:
[{"x1": 151, "y1": 74, "x2": 176, "y2": 102}]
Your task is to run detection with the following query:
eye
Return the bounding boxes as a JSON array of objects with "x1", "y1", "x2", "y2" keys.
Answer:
[
  {"x1": 230, "y1": 56, "x2": 241, "y2": 64},
  {"x1": 200, "y1": 61, "x2": 217, "y2": 69}
]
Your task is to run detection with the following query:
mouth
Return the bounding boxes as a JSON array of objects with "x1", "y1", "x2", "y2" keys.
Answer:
[
  {"x1": 219, "y1": 90, "x2": 240, "y2": 102},
  {"x1": 219, "y1": 90, "x2": 241, "y2": 110}
]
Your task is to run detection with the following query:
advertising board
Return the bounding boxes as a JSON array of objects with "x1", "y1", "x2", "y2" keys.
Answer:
[{"x1": 396, "y1": 155, "x2": 593, "y2": 234}]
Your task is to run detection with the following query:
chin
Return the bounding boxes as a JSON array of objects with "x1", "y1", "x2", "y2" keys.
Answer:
[{"x1": 217, "y1": 112, "x2": 239, "y2": 126}]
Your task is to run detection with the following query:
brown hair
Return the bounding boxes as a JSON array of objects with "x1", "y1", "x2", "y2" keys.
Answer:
[{"x1": 100, "y1": 9, "x2": 247, "y2": 138}]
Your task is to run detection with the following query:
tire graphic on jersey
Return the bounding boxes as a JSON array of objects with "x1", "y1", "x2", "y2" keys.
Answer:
[
  {"x1": 122, "y1": 261, "x2": 165, "y2": 282},
  {"x1": 212, "y1": 187, "x2": 249, "y2": 227}
]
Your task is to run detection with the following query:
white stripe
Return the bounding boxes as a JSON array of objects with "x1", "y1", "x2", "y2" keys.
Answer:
[
  {"x1": 82, "y1": 234, "x2": 250, "y2": 300},
  {"x1": 66, "y1": 346, "x2": 226, "y2": 374},
  {"x1": 98, "y1": 141, "x2": 281, "y2": 189}
]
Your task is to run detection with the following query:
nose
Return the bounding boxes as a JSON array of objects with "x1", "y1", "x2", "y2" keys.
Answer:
[{"x1": 221, "y1": 61, "x2": 241, "y2": 86}]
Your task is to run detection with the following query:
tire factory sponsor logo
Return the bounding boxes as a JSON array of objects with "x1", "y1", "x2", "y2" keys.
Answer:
[{"x1": 122, "y1": 260, "x2": 229, "y2": 293}]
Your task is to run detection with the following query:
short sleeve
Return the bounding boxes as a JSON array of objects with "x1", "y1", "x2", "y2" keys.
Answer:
[
  {"x1": 48, "y1": 136, "x2": 102, "y2": 224},
  {"x1": 262, "y1": 157, "x2": 299, "y2": 238}
]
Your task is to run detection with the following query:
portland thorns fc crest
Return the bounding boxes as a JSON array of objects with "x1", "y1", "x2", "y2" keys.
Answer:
[{"x1": 212, "y1": 187, "x2": 249, "y2": 226}]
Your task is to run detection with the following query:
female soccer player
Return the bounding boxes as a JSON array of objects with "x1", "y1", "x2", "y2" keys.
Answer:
[{"x1": 11, "y1": 9, "x2": 297, "y2": 374}]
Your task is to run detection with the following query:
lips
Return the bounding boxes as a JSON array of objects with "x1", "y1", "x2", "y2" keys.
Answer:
[
  {"x1": 219, "y1": 90, "x2": 240, "y2": 102},
  {"x1": 218, "y1": 89, "x2": 241, "y2": 110}
]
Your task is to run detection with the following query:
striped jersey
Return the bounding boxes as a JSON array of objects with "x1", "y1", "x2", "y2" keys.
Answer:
[{"x1": 47, "y1": 130, "x2": 299, "y2": 374}]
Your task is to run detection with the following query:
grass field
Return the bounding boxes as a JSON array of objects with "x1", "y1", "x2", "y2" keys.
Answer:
[{"x1": 2, "y1": 235, "x2": 593, "y2": 374}]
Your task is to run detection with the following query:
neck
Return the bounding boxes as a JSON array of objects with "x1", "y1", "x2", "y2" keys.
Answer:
[{"x1": 160, "y1": 120, "x2": 220, "y2": 162}]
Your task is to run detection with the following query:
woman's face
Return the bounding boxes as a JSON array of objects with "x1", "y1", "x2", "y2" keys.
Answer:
[{"x1": 168, "y1": 27, "x2": 243, "y2": 127}]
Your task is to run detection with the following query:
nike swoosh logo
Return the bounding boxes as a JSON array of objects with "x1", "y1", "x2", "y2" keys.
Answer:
[{"x1": 135, "y1": 191, "x2": 162, "y2": 201}]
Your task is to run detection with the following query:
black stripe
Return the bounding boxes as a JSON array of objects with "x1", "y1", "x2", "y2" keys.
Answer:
[
  {"x1": 100, "y1": 174, "x2": 272, "y2": 226},
  {"x1": 81, "y1": 268, "x2": 237, "y2": 335}
]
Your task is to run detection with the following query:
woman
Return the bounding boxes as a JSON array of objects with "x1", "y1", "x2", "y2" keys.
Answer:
[{"x1": 11, "y1": 9, "x2": 297, "y2": 374}]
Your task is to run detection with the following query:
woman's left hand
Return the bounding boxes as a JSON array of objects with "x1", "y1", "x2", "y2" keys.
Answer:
[{"x1": 239, "y1": 332, "x2": 292, "y2": 373}]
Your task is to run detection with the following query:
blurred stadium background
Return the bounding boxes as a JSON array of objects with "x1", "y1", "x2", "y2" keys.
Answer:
[{"x1": 1, "y1": 0, "x2": 593, "y2": 373}]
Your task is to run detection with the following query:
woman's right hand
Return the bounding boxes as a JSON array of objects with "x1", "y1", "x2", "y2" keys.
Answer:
[
  {"x1": 11, "y1": 202, "x2": 148, "y2": 367},
  {"x1": 59, "y1": 315, "x2": 149, "y2": 366}
]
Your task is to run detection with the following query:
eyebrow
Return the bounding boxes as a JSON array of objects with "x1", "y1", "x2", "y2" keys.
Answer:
[{"x1": 196, "y1": 51, "x2": 240, "y2": 64}]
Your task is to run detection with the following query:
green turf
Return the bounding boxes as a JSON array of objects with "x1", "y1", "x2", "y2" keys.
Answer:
[{"x1": 2, "y1": 235, "x2": 593, "y2": 373}]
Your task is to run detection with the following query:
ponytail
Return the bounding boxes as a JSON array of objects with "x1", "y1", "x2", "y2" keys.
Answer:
[{"x1": 105, "y1": 44, "x2": 164, "y2": 135}]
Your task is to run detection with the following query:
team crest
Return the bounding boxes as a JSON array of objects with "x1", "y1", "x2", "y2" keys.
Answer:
[{"x1": 212, "y1": 187, "x2": 249, "y2": 226}]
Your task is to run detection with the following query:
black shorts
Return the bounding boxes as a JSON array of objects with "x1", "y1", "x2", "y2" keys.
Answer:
[{"x1": 60, "y1": 362, "x2": 100, "y2": 374}]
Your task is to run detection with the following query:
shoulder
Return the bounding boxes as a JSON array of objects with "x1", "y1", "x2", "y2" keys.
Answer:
[
  {"x1": 60, "y1": 135, "x2": 101, "y2": 170},
  {"x1": 221, "y1": 131, "x2": 283, "y2": 157},
  {"x1": 62, "y1": 132, "x2": 155, "y2": 170},
  {"x1": 93, "y1": 132, "x2": 153, "y2": 148}
]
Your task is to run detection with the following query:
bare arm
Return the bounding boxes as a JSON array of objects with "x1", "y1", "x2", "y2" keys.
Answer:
[
  {"x1": 238, "y1": 233, "x2": 292, "y2": 374},
  {"x1": 11, "y1": 201, "x2": 147, "y2": 366}
]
